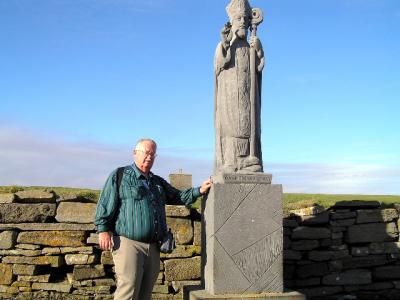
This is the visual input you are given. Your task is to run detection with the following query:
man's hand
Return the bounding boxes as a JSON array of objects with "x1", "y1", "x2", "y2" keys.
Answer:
[
  {"x1": 200, "y1": 178, "x2": 213, "y2": 195},
  {"x1": 98, "y1": 231, "x2": 113, "y2": 250}
]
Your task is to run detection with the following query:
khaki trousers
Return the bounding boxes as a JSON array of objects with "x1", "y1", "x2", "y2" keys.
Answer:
[{"x1": 112, "y1": 236, "x2": 160, "y2": 300}]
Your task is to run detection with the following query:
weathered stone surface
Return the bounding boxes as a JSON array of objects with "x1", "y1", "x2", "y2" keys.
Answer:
[
  {"x1": 351, "y1": 246, "x2": 369, "y2": 256},
  {"x1": 296, "y1": 262, "x2": 329, "y2": 279},
  {"x1": 0, "y1": 263, "x2": 13, "y2": 284},
  {"x1": 342, "y1": 255, "x2": 387, "y2": 269},
  {"x1": 300, "y1": 212, "x2": 330, "y2": 226},
  {"x1": 193, "y1": 221, "x2": 201, "y2": 246},
  {"x1": 13, "y1": 264, "x2": 41, "y2": 275},
  {"x1": 333, "y1": 200, "x2": 380, "y2": 209},
  {"x1": 165, "y1": 257, "x2": 201, "y2": 281},
  {"x1": 152, "y1": 284, "x2": 169, "y2": 294},
  {"x1": 55, "y1": 202, "x2": 96, "y2": 224},
  {"x1": 0, "y1": 223, "x2": 95, "y2": 231},
  {"x1": 0, "y1": 203, "x2": 56, "y2": 223},
  {"x1": 15, "y1": 190, "x2": 55, "y2": 203},
  {"x1": 18, "y1": 274, "x2": 50, "y2": 282},
  {"x1": 32, "y1": 282, "x2": 71, "y2": 293},
  {"x1": 356, "y1": 208, "x2": 398, "y2": 224},
  {"x1": 2, "y1": 255, "x2": 63, "y2": 267},
  {"x1": 72, "y1": 286, "x2": 111, "y2": 295},
  {"x1": 284, "y1": 250, "x2": 302, "y2": 260},
  {"x1": 65, "y1": 254, "x2": 97, "y2": 265},
  {"x1": 165, "y1": 205, "x2": 191, "y2": 217},
  {"x1": 0, "y1": 249, "x2": 42, "y2": 256},
  {"x1": 330, "y1": 211, "x2": 356, "y2": 220},
  {"x1": 322, "y1": 269, "x2": 371, "y2": 285},
  {"x1": 0, "y1": 230, "x2": 18, "y2": 249},
  {"x1": 167, "y1": 217, "x2": 193, "y2": 245},
  {"x1": 291, "y1": 226, "x2": 331, "y2": 240},
  {"x1": 73, "y1": 265, "x2": 105, "y2": 280},
  {"x1": 291, "y1": 240, "x2": 319, "y2": 251},
  {"x1": 308, "y1": 250, "x2": 349, "y2": 262},
  {"x1": 0, "y1": 193, "x2": 15, "y2": 203},
  {"x1": 290, "y1": 206, "x2": 326, "y2": 217},
  {"x1": 369, "y1": 242, "x2": 400, "y2": 254},
  {"x1": 160, "y1": 245, "x2": 201, "y2": 259},
  {"x1": 100, "y1": 251, "x2": 114, "y2": 265},
  {"x1": 373, "y1": 265, "x2": 400, "y2": 279},
  {"x1": 17, "y1": 230, "x2": 86, "y2": 246},
  {"x1": 56, "y1": 194, "x2": 80, "y2": 202},
  {"x1": 87, "y1": 233, "x2": 99, "y2": 244},
  {"x1": 346, "y1": 222, "x2": 398, "y2": 243},
  {"x1": 15, "y1": 243, "x2": 41, "y2": 250}
]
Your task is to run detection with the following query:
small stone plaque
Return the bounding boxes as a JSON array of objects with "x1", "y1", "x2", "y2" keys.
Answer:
[{"x1": 215, "y1": 173, "x2": 272, "y2": 184}]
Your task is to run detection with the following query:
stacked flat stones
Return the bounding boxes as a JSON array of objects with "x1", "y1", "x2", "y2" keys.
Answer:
[
  {"x1": 0, "y1": 190, "x2": 202, "y2": 300},
  {"x1": 284, "y1": 201, "x2": 400, "y2": 300}
]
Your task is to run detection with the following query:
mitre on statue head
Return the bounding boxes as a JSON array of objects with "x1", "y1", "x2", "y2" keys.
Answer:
[{"x1": 226, "y1": 0, "x2": 252, "y2": 20}]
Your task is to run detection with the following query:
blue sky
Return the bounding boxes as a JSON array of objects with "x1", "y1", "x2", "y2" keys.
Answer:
[{"x1": 1, "y1": 0, "x2": 399, "y2": 194}]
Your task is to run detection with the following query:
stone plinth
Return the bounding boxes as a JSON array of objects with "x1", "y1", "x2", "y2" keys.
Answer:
[
  {"x1": 187, "y1": 288, "x2": 305, "y2": 300},
  {"x1": 204, "y1": 174, "x2": 283, "y2": 294}
]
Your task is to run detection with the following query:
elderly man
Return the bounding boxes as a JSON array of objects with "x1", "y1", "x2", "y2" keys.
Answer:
[{"x1": 94, "y1": 138, "x2": 212, "y2": 300}]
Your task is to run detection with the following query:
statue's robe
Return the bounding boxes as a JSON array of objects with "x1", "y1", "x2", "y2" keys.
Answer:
[{"x1": 214, "y1": 37, "x2": 263, "y2": 173}]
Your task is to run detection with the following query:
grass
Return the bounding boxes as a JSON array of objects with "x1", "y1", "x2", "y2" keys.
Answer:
[{"x1": 2, "y1": 186, "x2": 399, "y2": 214}]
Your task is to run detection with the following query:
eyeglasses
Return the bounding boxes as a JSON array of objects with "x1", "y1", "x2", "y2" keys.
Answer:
[{"x1": 135, "y1": 149, "x2": 157, "y2": 158}]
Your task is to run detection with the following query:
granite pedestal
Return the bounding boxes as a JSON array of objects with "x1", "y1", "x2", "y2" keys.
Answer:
[{"x1": 203, "y1": 173, "x2": 284, "y2": 295}]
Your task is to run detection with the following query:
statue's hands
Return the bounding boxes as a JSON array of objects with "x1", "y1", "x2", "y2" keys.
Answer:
[{"x1": 220, "y1": 22, "x2": 232, "y2": 47}]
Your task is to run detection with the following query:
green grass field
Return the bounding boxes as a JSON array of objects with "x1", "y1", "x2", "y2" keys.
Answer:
[{"x1": 2, "y1": 186, "x2": 399, "y2": 215}]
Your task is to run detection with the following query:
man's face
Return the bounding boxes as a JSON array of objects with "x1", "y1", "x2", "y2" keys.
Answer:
[
  {"x1": 134, "y1": 141, "x2": 157, "y2": 174},
  {"x1": 231, "y1": 13, "x2": 249, "y2": 40}
]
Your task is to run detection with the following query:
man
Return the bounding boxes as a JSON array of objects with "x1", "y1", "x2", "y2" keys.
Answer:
[
  {"x1": 214, "y1": 0, "x2": 265, "y2": 173},
  {"x1": 94, "y1": 138, "x2": 212, "y2": 300}
]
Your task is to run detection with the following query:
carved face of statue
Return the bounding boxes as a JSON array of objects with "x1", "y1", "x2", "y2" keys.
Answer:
[{"x1": 231, "y1": 13, "x2": 249, "y2": 40}]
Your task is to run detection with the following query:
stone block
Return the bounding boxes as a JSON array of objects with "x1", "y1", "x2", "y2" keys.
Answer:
[
  {"x1": 346, "y1": 222, "x2": 398, "y2": 243},
  {"x1": 160, "y1": 245, "x2": 201, "y2": 259},
  {"x1": 0, "y1": 230, "x2": 18, "y2": 249},
  {"x1": 322, "y1": 269, "x2": 371, "y2": 285},
  {"x1": 193, "y1": 221, "x2": 201, "y2": 246},
  {"x1": 15, "y1": 244, "x2": 41, "y2": 250},
  {"x1": 18, "y1": 274, "x2": 50, "y2": 282},
  {"x1": 164, "y1": 257, "x2": 201, "y2": 281},
  {"x1": 56, "y1": 202, "x2": 97, "y2": 224},
  {"x1": 341, "y1": 255, "x2": 387, "y2": 269},
  {"x1": 0, "y1": 223, "x2": 95, "y2": 231},
  {"x1": 333, "y1": 201, "x2": 380, "y2": 209},
  {"x1": 165, "y1": 205, "x2": 191, "y2": 217},
  {"x1": 0, "y1": 263, "x2": 13, "y2": 284},
  {"x1": 283, "y1": 250, "x2": 302, "y2": 260},
  {"x1": 296, "y1": 262, "x2": 329, "y2": 279},
  {"x1": 351, "y1": 246, "x2": 369, "y2": 256},
  {"x1": 356, "y1": 208, "x2": 398, "y2": 224},
  {"x1": 87, "y1": 233, "x2": 99, "y2": 244},
  {"x1": 0, "y1": 249, "x2": 42, "y2": 256},
  {"x1": 300, "y1": 212, "x2": 330, "y2": 226},
  {"x1": 32, "y1": 282, "x2": 71, "y2": 293},
  {"x1": 65, "y1": 254, "x2": 97, "y2": 265},
  {"x1": 0, "y1": 203, "x2": 56, "y2": 223},
  {"x1": 291, "y1": 226, "x2": 331, "y2": 240},
  {"x1": 0, "y1": 193, "x2": 15, "y2": 203},
  {"x1": 299, "y1": 286, "x2": 343, "y2": 298},
  {"x1": 373, "y1": 265, "x2": 400, "y2": 279},
  {"x1": 2, "y1": 255, "x2": 63, "y2": 267},
  {"x1": 166, "y1": 217, "x2": 193, "y2": 245},
  {"x1": 73, "y1": 265, "x2": 105, "y2": 280},
  {"x1": 100, "y1": 251, "x2": 114, "y2": 265},
  {"x1": 330, "y1": 211, "x2": 356, "y2": 220},
  {"x1": 294, "y1": 277, "x2": 320, "y2": 287},
  {"x1": 290, "y1": 206, "x2": 326, "y2": 217},
  {"x1": 17, "y1": 230, "x2": 86, "y2": 246},
  {"x1": 204, "y1": 181, "x2": 284, "y2": 294},
  {"x1": 15, "y1": 190, "x2": 55, "y2": 203},
  {"x1": 283, "y1": 219, "x2": 299, "y2": 228},
  {"x1": 13, "y1": 264, "x2": 41, "y2": 275},
  {"x1": 308, "y1": 250, "x2": 349, "y2": 262},
  {"x1": 369, "y1": 242, "x2": 400, "y2": 254},
  {"x1": 152, "y1": 284, "x2": 169, "y2": 294},
  {"x1": 291, "y1": 240, "x2": 319, "y2": 251},
  {"x1": 329, "y1": 218, "x2": 355, "y2": 227}
]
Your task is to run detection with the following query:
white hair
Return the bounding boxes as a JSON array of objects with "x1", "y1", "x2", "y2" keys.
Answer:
[{"x1": 134, "y1": 138, "x2": 157, "y2": 151}]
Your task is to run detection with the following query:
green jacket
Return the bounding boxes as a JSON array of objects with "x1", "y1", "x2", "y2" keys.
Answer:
[{"x1": 94, "y1": 164, "x2": 201, "y2": 243}]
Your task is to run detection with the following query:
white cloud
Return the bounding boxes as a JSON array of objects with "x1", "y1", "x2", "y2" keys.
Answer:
[{"x1": 1, "y1": 124, "x2": 398, "y2": 195}]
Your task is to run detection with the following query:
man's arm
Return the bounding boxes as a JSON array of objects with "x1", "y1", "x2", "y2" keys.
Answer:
[{"x1": 94, "y1": 169, "x2": 119, "y2": 250}]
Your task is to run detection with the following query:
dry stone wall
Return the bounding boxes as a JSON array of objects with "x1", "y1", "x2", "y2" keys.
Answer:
[
  {"x1": 284, "y1": 200, "x2": 400, "y2": 300},
  {"x1": 0, "y1": 190, "x2": 201, "y2": 300}
]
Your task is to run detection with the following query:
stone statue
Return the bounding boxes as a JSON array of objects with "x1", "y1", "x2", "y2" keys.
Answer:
[{"x1": 214, "y1": 0, "x2": 265, "y2": 174}]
